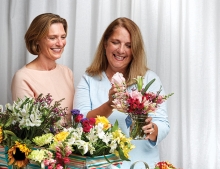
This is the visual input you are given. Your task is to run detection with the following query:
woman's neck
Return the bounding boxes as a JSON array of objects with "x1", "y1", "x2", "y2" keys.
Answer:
[{"x1": 26, "y1": 57, "x2": 56, "y2": 71}]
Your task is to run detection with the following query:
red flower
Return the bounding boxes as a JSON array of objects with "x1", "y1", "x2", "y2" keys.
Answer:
[
  {"x1": 89, "y1": 118, "x2": 96, "y2": 126},
  {"x1": 75, "y1": 114, "x2": 83, "y2": 123},
  {"x1": 81, "y1": 119, "x2": 93, "y2": 133}
]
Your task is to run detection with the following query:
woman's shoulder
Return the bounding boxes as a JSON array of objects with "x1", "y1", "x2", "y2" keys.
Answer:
[
  {"x1": 145, "y1": 70, "x2": 160, "y2": 80},
  {"x1": 79, "y1": 72, "x2": 107, "y2": 85},
  {"x1": 13, "y1": 66, "x2": 30, "y2": 77}
]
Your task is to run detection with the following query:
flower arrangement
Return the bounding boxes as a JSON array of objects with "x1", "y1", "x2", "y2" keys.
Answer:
[
  {"x1": 111, "y1": 72, "x2": 173, "y2": 139},
  {"x1": 70, "y1": 109, "x2": 135, "y2": 159},
  {"x1": 27, "y1": 109, "x2": 135, "y2": 169},
  {"x1": 0, "y1": 94, "x2": 67, "y2": 168},
  {"x1": 111, "y1": 72, "x2": 173, "y2": 115},
  {"x1": 28, "y1": 131, "x2": 73, "y2": 168},
  {"x1": 154, "y1": 161, "x2": 177, "y2": 169}
]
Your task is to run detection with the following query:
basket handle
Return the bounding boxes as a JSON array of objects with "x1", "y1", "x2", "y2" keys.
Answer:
[{"x1": 130, "y1": 161, "x2": 150, "y2": 169}]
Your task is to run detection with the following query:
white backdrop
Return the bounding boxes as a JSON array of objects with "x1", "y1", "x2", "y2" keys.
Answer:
[{"x1": 0, "y1": 0, "x2": 219, "y2": 168}]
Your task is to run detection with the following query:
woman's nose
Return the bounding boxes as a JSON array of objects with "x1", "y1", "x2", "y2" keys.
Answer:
[
  {"x1": 117, "y1": 45, "x2": 125, "y2": 54},
  {"x1": 56, "y1": 38, "x2": 64, "y2": 46}
]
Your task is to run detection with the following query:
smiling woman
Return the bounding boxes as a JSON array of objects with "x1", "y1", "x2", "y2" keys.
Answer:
[
  {"x1": 11, "y1": 13, "x2": 75, "y2": 125},
  {"x1": 74, "y1": 17, "x2": 170, "y2": 169}
]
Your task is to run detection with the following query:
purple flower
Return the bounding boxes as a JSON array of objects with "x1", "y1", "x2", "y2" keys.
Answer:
[{"x1": 71, "y1": 109, "x2": 80, "y2": 116}]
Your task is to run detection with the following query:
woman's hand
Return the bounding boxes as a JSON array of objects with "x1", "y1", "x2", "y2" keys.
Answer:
[
  {"x1": 142, "y1": 117, "x2": 158, "y2": 141},
  {"x1": 107, "y1": 85, "x2": 117, "y2": 105}
]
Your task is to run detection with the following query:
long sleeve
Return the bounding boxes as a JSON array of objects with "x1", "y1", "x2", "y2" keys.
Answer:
[{"x1": 73, "y1": 70, "x2": 170, "y2": 169}]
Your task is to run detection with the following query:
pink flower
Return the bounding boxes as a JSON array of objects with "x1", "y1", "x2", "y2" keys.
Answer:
[
  {"x1": 111, "y1": 72, "x2": 125, "y2": 85},
  {"x1": 48, "y1": 165, "x2": 53, "y2": 169},
  {"x1": 65, "y1": 146, "x2": 72, "y2": 156},
  {"x1": 63, "y1": 157, "x2": 70, "y2": 164},
  {"x1": 56, "y1": 152, "x2": 62, "y2": 159},
  {"x1": 56, "y1": 146, "x2": 61, "y2": 152},
  {"x1": 44, "y1": 159, "x2": 50, "y2": 166},
  {"x1": 129, "y1": 90, "x2": 142, "y2": 102},
  {"x1": 111, "y1": 72, "x2": 126, "y2": 92},
  {"x1": 112, "y1": 99, "x2": 128, "y2": 112},
  {"x1": 56, "y1": 164, "x2": 63, "y2": 169}
]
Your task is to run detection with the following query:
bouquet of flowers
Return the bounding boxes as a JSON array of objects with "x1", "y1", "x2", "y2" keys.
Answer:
[
  {"x1": 111, "y1": 72, "x2": 173, "y2": 139},
  {"x1": 28, "y1": 109, "x2": 135, "y2": 169},
  {"x1": 154, "y1": 161, "x2": 177, "y2": 169},
  {"x1": 27, "y1": 131, "x2": 72, "y2": 168},
  {"x1": 70, "y1": 109, "x2": 134, "y2": 159},
  {"x1": 0, "y1": 94, "x2": 67, "y2": 168}
]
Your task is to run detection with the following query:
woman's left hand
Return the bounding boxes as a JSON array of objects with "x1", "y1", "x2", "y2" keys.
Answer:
[{"x1": 142, "y1": 117, "x2": 158, "y2": 141}]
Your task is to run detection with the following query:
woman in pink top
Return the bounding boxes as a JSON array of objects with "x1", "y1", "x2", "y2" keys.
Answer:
[{"x1": 11, "y1": 13, "x2": 74, "y2": 124}]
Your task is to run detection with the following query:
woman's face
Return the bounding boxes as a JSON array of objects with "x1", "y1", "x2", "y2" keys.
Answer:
[
  {"x1": 38, "y1": 23, "x2": 66, "y2": 61},
  {"x1": 105, "y1": 27, "x2": 132, "y2": 74}
]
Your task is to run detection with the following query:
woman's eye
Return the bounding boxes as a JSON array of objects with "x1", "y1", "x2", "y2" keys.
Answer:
[
  {"x1": 61, "y1": 36, "x2": 66, "y2": 39},
  {"x1": 112, "y1": 41, "x2": 119, "y2": 44},
  {"x1": 126, "y1": 44, "x2": 131, "y2": 48},
  {"x1": 49, "y1": 37, "x2": 55, "y2": 40}
]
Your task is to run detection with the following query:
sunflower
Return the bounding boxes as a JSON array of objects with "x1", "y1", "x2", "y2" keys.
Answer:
[{"x1": 8, "y1": 141, "x2": 31, "y2": 168}]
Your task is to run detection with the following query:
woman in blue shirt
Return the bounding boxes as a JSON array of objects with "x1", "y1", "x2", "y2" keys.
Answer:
[{"x1": 74, "y1": 17, "x2": 170, "y2": 169}]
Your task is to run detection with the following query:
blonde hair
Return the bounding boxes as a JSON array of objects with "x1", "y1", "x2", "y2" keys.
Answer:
[
  {"x1": 86, "y1": 17, "x2": 148, "y2": 86},
  {"x1": 24, "y1": 13, "x2": 67, "y2": 55}
]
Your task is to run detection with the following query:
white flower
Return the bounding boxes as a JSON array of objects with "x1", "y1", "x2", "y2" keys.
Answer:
[
  {"x1": 101, "y1": 132, "x2": 113, "y2": 145},
  {"x1": 86, "y1": 128, "x2": 98, "y2": 143},
  {"x1": 109, "y1": 140, "x2": 118, "y2": 153},
  {"x1": 88, "y1": 143, "x2": 95, "y2": 155},
  {"x1": 75, "y1": 140, "x2": 89, "y2": 154}
]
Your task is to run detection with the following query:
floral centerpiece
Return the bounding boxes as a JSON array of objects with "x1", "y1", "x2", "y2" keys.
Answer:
[
  {"x1": 0, "y1": 94, "x2": 67, "y2": 168},
  {"x1": 28, "y1": 109, "x2": 135, "y2": 169},
  {"x1": 154, "y1": 161, "x2": 177, "y2": 169},
  {"x1": 111, "y1": 72, "x2": 173, "y2": 139}
]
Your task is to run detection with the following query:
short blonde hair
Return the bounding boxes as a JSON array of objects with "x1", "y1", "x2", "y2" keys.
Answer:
[
  {"x1": 86, "y1": 17, "x2": 148, "y2": 86},
  {"x1": 24, "y1": 13, "x2": 67, "y2": 55}
]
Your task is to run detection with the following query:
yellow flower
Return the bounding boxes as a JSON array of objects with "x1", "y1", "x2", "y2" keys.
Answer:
[
  {"x1": 0, "y1": 126, "x2": 3, "y2": 143},
  {"x1": 8, "y1": 141, "x2": 31, "y2": 168},
  {"x1": 54, "y1": 131, "x2": 69, "y2": 141},
  {"x1": 95, "y1": 116, "x2": 111, "y2": 130}
]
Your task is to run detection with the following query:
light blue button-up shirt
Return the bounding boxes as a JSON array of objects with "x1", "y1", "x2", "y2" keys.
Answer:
[{"x1": 74, "y1": 70, "x2": 170, "y2": 169}]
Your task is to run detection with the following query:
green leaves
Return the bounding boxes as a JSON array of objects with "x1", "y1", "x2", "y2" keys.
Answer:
[
  {"x1": 118, "y1": 147, "x2": 130, "y2": 161},
  {"x1": 133, "y1": 76, "x2": 144, "y2": 92},
  {"x1": 141, "y1": 78, "x2": 155, "y2": 95},
  {"x1": 111, "y1": 120, "x2": 119, "y2": 132},
  {"x1": 133, "y1": 76, "x2": 156, "y2": 94}
]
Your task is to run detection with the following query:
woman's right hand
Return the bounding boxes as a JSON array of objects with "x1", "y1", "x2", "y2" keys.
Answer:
[{"x1": 108, "y1": 84, "x2": 117, "y2": 105}]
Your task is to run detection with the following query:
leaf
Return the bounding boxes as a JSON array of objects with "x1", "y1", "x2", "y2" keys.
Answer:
[
  {"x1": 141, "y1": 78, "x2": 156, "y2": 95},
  {"x1": 118, "y1": 147, "x2": 130, "y2": 161},
  {"x1": 104, "y1": 154, "x2": 111, "y2": 163},
  {"x1": 95, "y1": 146, "x2": 108, "y2": 156},
  {"x1": 111, "y1": 120, "x2": 119, "y2": 132}
]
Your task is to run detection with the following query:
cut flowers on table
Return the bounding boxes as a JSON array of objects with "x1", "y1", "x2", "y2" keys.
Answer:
[
  {"x1": 154, "y1": 161, "x2": 177, "y2": 169},
  {"x1": 28, "y1": 109, "x2": 135, "y2": 169},
  {"x1": 0, "y1": 93, "x2": 67, "y2": 168},
  {"x1": 70, "y1": 109, "x2": 134, "y2": 160}
]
